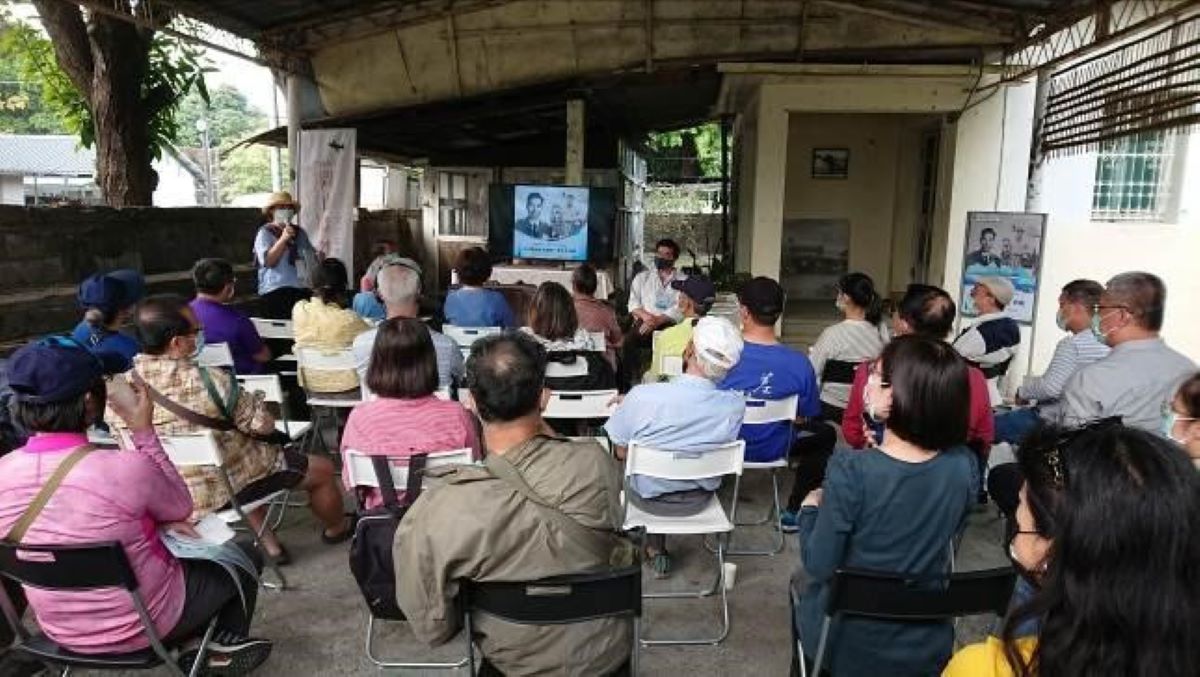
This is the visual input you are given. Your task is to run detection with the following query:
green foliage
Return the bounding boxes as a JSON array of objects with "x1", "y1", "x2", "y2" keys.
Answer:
[
  {"x1": 220, "y1": 144, "x2": 280, "y2": 202},
  {"x1": 0, "y1": 17, "x2": 71, "y2": 134},
  {"x1": 646, "y1": 123, "x2": 724, "y2": 179},
  {"x1": 140, "y1": 35, "x2": 212, "y2": 160},
  {"x1": 175, "y1": 83, "x2": 265, "y2": 148}
]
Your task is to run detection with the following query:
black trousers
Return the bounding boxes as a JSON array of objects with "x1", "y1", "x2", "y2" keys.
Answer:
[
  {"x1": 786, "y1": 421, "x2": 838, "y2": 512},
  {"x1": 258, "y1": 287, "x2": 311, "y2": 320},
  {"x1": 479, "y1": 658, "x2": 631, "y2": 677},
  {"x1": 162, "y1": 542, "x2": 263, "y2": 644}
]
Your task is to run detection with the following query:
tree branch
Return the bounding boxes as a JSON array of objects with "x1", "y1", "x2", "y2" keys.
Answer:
[{"x1": 29, "y1": 0, "x2": 94, "y2": 102}]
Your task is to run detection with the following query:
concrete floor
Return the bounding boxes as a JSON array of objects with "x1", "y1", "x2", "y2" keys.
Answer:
[{"x1": 85, "y1": 467, "x2": 1008, "y2": 677}]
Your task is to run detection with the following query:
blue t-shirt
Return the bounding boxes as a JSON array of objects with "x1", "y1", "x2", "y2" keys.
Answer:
[
  {"x1": 71, "y1": 321, "x2": 140, "y2": 372},
  {"x1": 351, "y1": 292, "x2": 386, "y2": 321},
  {"x1": 253, "y1": 225, "x2": 312, "y2": 295},
  {"x1": 719, "y1": 342, "x2": 820, "y2": 462},
  {"x1": 443, "y1": 288, "x2": 516, "y2": 328}
]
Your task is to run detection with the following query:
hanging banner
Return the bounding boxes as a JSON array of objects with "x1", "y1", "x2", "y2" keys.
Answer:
[
  {"x1": 300, "y1": 128, "x2": 357, "y2": 275},
  {"x1": 960, "y1": 211, "x2": 1048, "y2": 325}
]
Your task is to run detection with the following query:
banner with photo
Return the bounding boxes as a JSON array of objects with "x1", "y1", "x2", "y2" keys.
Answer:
[
  {"x1": 960, "y1": 211, "x2": 1047, "y2": 324},
  {"x1": 300, "y1": 129, "x2": 357, "y2": 275}
]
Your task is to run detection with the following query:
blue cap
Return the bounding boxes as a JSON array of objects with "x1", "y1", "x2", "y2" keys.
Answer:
[
  {"x1": 7, "y1": 337, "x2": 123, "y2": 403},
  {"x1": 671, "y1": 275, "x2": 717, "y2": 306},
  {"x1": 78, "y1": 269, "x2": 145, "y2": 314}
]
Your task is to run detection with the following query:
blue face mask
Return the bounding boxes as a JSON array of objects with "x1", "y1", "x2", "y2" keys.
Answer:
[
  {"x1": 654, "y1": 257, "x2": 674, "y2": 271},
  {"x1": 1090, "y1": 312, "x2": 1108, "y2": 344}
]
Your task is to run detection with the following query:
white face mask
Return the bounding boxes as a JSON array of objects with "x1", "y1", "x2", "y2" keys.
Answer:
[{"x1": 273, "y1": 208, "x2": 294, "y2": 225}]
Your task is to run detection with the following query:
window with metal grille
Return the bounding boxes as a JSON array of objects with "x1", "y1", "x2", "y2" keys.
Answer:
[
  {"x1": 1091, "y1": 131, "x2": 1176, "y2": 222},
  {"x1": 438, "y1": 171, "x2": 475, "y2": 236}
]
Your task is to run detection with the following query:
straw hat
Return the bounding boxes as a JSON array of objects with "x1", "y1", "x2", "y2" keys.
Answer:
[{"x1": 263, "y1": 191, "x2": 299, "y2": 215}]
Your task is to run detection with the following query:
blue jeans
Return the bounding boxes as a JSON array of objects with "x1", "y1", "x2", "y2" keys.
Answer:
[{"x1": 994, "y1": 407, "x2": 1041, "y2": 446}]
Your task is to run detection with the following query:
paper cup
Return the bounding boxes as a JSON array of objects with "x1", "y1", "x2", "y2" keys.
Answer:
[{"x1": 723, "y1": 562, "x2": 738, "y2": 591}]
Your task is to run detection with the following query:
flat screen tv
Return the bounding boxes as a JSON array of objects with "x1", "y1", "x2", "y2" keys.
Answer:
[{"x1": 488, "y1": 184, "x2": 616, "y2": 264}]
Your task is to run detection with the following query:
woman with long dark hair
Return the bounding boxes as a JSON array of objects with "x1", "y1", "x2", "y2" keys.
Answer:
[
  {"x1": 292, "y1": 258, "x2": 368, "y2": 393},
  {"x1": 522, "y1": 281, "x2": 614, "y2": 391},
  {"x1": 795, "y1": 335, "x2": 976, "y2": 675},
  {"x1": 944, "y1": 422, "x2": 1200, "y2": 676},
  {"x1": 808, "y1": 272, "x2": 887, "y2": 422}
]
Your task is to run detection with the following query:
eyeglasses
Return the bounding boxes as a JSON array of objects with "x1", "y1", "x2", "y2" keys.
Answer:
[{"x1": 1092, "y1": 304, "x2": 1128, "y2": 314}]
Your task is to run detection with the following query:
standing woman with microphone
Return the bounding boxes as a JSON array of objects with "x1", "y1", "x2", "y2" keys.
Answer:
[{"x1": 254, "y1": 191, "x2": 316, "y2": 319}]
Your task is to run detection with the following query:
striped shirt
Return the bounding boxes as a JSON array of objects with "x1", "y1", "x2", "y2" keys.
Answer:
[
  {"x1": 1020, "y1": 330, "x2": 1109, "y2": 420},
  {"x1": 340, "y1": 396, "x2": 482, "y2": 509},
  {"x1": 809, "y1": 319, "x2": 887, "y2": 409}
]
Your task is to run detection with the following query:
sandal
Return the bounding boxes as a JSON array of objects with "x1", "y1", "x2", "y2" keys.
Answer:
[
  {"x1": 265, "y1": 544, "x2": 291, "y2": 566},
  {"x1": 320, "y1": 515, "x2": 355, "y2": 545}
]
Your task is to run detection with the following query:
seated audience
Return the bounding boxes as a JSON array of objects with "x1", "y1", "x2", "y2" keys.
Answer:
[
  {"x1": 571, "y1": 263, "x2": 623, "y2": 369},
  {"x1": 606, "y1": 316, "x2": 745, "y2": 577},
  {"x1": 944, "y1": 422, "x2": 1199, "y2": 676},
  {"x1": 796, "y1": 335, "x2": 977, "y2": 675},
  {"x1": 648, "y1": 275, "x2": 714, "y2": 380},
  {"x1": 522, "y1": 281, "x2": 615, "y2": 391},
  {"x1": 994, "y1": 279, "x2": 1109, "y2": 445},
  {"x1": 351, "y1": 247, "x2": 414, "y2": 321},
  {"x1": 444, "y1": 247, "x2": 516, "y2": 328},
  {"x1": 621, "y1": 239, "x2": 687, "y2": 386},
  {"x1": 0, "y1": 337, "x2": 272, "y2": 670},
  {"x1": 395, "y1": 333, "x2": 634, "y2": 676},
  {"x1": 353, "y1": 261, "x2": 463, "y2": 388},
  {"x1": 292, "y1": 257, "x2": 369, "y2": 393},
  {"x1": 71, "y1": 268, "x2": 145, "y2": 371},
  {"x1": 808, "y1": 272, "x2": 886, "y2": 422},
  {"x1": 1060, "y1": 271, "x2": 1195, "y2": 431},
  {"x1": 342, "y1": 318, "x2": 480, "y2": 508},
  {"x1": 719, "y1": 277, "x2": 833, "y2": 533},
  {"x1": 253, "y1": 191, "x2": 313, "y2": 320},
  {"x1": 842, "y1": 284, "x2": 994, "y2": 456},
  {"x1": 1164, "y1": 372, "x2": 1200, "y2": 468},
  {"x1": 189, "y1": 258, "x2": 272, "y2": 376},
  {"x1": 116, "y1": 295, "x2": 351, "y2": 563},
  {"x1": 953, "y1": 276, "x2": 1022, "y2": 406}
]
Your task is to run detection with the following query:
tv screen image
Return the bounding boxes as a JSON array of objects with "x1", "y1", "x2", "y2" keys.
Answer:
[{"x1": 512, "y1": 185, "x2": 590, "y2": 262}]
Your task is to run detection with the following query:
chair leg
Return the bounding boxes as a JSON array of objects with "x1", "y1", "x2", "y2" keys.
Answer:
[
  {"x1": 726, "y1": 470, "x2": 786, "y2": 556},
  {"x1": 363, "y1": 614, "x2": 468, "y2": 670},
  {"x1": 218, "y1": 471, "x2": 289, "y2": 591},
  {"x1": 187, "y1": 617, "x2": 220, "y2": 677},
  {"x1": 640, "y1": 533, "x2": 731, "y2": 646}
]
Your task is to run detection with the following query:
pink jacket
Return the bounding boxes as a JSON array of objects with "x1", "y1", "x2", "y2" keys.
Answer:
[{"x1": 0, "y1": 429, "x2": 192, "y2": 654}]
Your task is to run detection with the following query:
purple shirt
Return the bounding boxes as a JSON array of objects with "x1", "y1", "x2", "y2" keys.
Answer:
[{"x1": 190, "y1": 297, "x2": 267, "y2": 374}]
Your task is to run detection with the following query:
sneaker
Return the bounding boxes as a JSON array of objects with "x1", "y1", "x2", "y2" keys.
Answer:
[
  {"x1": 178, "y1": 632, "x2": 273, "y2": 676},
  {"x1": 780, "y1": 510, "x2": 800, "y2": 533}
]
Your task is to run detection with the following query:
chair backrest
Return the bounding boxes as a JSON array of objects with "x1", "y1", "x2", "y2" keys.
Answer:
[
  {"x1": 660, "y1": 355, "x2": 684, "y2": 377},
  {"x1": 651, "y1": 330, "x2": 662, "y2": 352},
  {"x1": 295, "y1": 346, "x2": 357, "y2": 372},
  {"x1": 464, "y1": 566, "x2": 641, "y2": 625},
  {"x1": 825, "y1": 566, "x2": 1017, "y2": 621},
  {"x1": 250, "y1": 317, "x2": 295, "y2": 340},
  {"x1": 442, "y1": 325, "x2": 501, "y2": 348},
  {"x1": 0, "y1": 541, "x2": 139, "y2": 592},
  {"x1": 159, "y1": 431, "x2": 224, "y2": 468},
  {"x1": 197, "y1": 342, "x2": 235, "y2": 370},
  {"x1": 434, "y1": 385, "x2": 454, "y2": 401},
  {"x1": 343, "y1": 448, "x2": 473, "y2": 489},
  {"x1": 744, "y1": 395, "x2": 798, "y2": 425},
  {"x1": 543, "y1": 389, "x2": 618, "y2": 419},
  {"x1": 821, "y1": 359, "x2": 862, "y2": 386},
  {"x1": 625, "y1": 440, "x2": 746, "y2": 481},
  {"x1": 545, "y1": 359, "x2": 589, "y2": 378},
  {"x1": 236, "y1": 373, "x2": 285, "y2": 404}
]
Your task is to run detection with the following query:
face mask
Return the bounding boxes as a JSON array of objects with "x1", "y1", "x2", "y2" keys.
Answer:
[
  {"x1": 1007, "y1": 539, "x2": 1044, "y2": 588},
  {"x1": 273, "y1": 208, "x2": 294, "y2": 225},
  {"x1": 1055, "y1": 309, "x2": 1068, "y2": 332},
  {"x1": 1161, "y1": 410, "x2": 1195, "y2": 445},
  {"x1": 654, "y1": 257, "x2": 673, "y2": 271},
  {"x1": 835, "y1": 295, "x2": 847, "y2": 312},
  {"x1": 190, "y1": 329, "x2": 206, "y2": 360},
  {"x1": 863, "y1": 378, "x2": 884, "y2": 422},
  {"x1": 1090, "y1": 311, "x2": 1114, "y2": 344}
]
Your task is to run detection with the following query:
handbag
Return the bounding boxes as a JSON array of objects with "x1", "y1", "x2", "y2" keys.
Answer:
[{"x1": 349, "y1": 453, "x2": 427, "y2": 620}]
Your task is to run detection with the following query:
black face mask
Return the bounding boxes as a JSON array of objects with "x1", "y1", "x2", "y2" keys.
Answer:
[
  {"x1": 654, "y1": 257, "x2": 674, "y2": 271},
  {"x1": 1006, "y1": 523, "x2": 1045, "y2": 588}
]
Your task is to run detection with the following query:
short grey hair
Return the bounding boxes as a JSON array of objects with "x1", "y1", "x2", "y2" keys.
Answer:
[
  {"x1": 1106, "y1": 271, "x2": 1165, "y2": 331},
  {"x1": 377, "y1": 264, "x2": 420, "y2": 306},
  {"x1": 695, "y1": 350, "x2": 731, "y2": 383}
]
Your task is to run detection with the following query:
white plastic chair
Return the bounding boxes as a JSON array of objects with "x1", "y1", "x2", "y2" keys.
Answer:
[
  {"x1": 660, "y1": 355, "x2": 684, "y2": 377},
  {"x1": 543, "y1": 390, "x2": 618, "y2": 420},
  {"x1": 343, "y1": 448, "x2": 474, "y2": 670},
  {"x1": 157, "y1": 431, "x2": 288, "y2": 589},
  {"x1": 545, "y1": 359, "x2": 589, "y2": 379},
  {"x1": 726, "y1": 395, "x2": 798, "y2": 556},
  {"x1": 442, "y1": 325, "x2": 501, "y2": 358},
  {"x1": 621, "y1": 439, "x2": 746, "y2": 645},
  {"x1": 587, "y1": 331, "x2": 607, "y2": 352},
  {"x1": 236, "y1": 373, "x2": 312, "y2": 441},
  {"x1": 197, "y1": 343, "x2": 235, "y2": 371},
  {"x1": 295, "y1": 347, "x2": 362, "y2": 456},
  {"x1": 250, "y1": 317, "x2": 295, "y2": 341}
]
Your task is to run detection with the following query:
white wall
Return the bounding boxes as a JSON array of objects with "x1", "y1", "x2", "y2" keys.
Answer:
[
  {"x1": 1031, "y1": 132, "x2": 1200, "y2": 369},
  {"x1": 153, "y1": 156, "x2": 199, "y2": 207},
  {"x1": 0, "y1": 175, "x2": 22, "y2": 205}
]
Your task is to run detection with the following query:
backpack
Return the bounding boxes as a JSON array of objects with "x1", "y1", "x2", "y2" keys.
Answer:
[{"x1": 348, "y1": 453, "x2": 427, "y2": 620}]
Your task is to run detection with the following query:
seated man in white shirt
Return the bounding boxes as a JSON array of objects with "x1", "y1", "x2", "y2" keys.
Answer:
[
  {"x1": 953, "y1": 276, "x2": 1021, "y2": 406},
  {"x1": 993, "y1": 279, "x2": 1109, "y2": 445},
  {"x1": 620, "y1": 239, "x2": 687, "y2": 387}
]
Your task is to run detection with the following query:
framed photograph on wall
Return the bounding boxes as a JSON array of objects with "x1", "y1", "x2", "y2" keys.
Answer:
[{"x1": 812, "y1": 148, "x2": 850, "y2": 179}]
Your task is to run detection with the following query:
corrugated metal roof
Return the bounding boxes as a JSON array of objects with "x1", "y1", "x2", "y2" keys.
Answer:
[{"x1": 0, "y1": 134, "x2": 96, "y2": 177}]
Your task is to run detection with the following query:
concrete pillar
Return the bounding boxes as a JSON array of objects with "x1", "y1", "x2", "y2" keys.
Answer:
[
  {"x1": 287, "y1": 75, "x2": 302, "y2": 194},
  {"x1": 747, "y1": 88, "x2": 789, "y2": 278},
  {"x1": 566, "y1": 99, "x2": 585, "y2": 185}
]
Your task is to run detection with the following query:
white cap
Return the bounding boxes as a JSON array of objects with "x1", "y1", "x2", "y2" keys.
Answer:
[
  {"x1": 691, "y1": 316, "x2": 744, "y2": 369},
  {"x1": 977, "y1": 276, "x2": 1015, "y2": 307}
]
